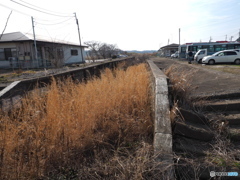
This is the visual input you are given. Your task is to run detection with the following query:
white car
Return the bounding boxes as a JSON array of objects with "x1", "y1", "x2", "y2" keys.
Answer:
[
  {"x1": 202, "y1": 50, "x2": 240, "y2": 65},
  {"x1": 171, "y1": 51, "x2": 179, "y2": 58}
]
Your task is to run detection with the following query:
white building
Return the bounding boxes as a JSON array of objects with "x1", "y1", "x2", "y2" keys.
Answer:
[{"x1": 0, "y1": 32, "x2": 87, "y2": 68}]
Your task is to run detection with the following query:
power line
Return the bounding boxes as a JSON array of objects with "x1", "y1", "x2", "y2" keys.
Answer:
[
  {"x1": 35, "y1": 23, "x2": 74, "y2": 31},
  {"x1": 18, "y1": 0, "x2": 73, "y2": 16},
  {"x1": 34, "y1": 16, "x2": 72, "y2": 22},
  {"x1": 0, "y1": 3, "x2": 31, "y2": 17},
  {"x1": 34, "y1": 17, "x2": 74, "y2": 26},
  {"x1": 10, "y1": 0, "x2": 74, "y2": 17}
]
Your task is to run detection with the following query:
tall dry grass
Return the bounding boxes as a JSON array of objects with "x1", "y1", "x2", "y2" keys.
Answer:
[{"x1": 0, "y1": 63, "x2": 154, "y2": 179}]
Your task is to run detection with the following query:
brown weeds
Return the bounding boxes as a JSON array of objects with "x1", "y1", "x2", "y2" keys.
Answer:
[{"x1": 0, "y1": 63, "x2": 154, "y2": 179}]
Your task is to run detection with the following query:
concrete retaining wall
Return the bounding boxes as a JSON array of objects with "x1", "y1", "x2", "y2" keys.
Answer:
[
  {"x1": 0, "y1": 57, "x2": 135, "y2": 110},
  {"x1": 147, "y1": 60, "x2": 174, "y2": 178}
]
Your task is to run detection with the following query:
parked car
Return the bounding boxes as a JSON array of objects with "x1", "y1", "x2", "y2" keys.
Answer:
[
  {"x1": 202, "y1": 50, "x2": 240, "y2": 65},
  {"x1": 195, "y1": 49, "x2": 240, "y2": 64},
  {"x1": 194, "y1": 49, "x2": 213, "y2": 63},
  {"x1": 171, "y1": 51, "x2": 179, "y2": 58}
]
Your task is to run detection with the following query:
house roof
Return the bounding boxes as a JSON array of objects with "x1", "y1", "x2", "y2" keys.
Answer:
[
  {"x1": 159, "y1": 43, "x2": 179, "y2": 50},
  {"x1": 0, "y1": 32, "x2": 88, "y2": 47}
]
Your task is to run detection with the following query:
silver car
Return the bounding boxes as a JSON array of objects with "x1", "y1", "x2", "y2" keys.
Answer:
[{"x1": 202, "y1": 50, "x2": 240, "y2": 65}]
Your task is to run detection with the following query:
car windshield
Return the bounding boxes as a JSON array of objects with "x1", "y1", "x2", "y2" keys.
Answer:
[{"x1": 196, "y1": 50, "x2": 201, "y2": 54}]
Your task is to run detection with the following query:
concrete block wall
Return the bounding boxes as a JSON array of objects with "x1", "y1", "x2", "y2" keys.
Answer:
[{"x1": 147, "y1": 60, "x2": 174, "y2": 178}]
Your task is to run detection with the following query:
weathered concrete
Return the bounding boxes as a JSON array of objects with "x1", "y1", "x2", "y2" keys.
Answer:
[
  {"x1": 174, "y1": 122, "x2": 214, "y2": 141},
  {"x1": 147, "y1": 60, "x2": 174, "y2": 178},
  {"x1": 147, "y1": 60, "x2": 172, "y2": 152},
  {"x1": 0, "y1": 57, "x2": 135, "y2": 110},
  {"x1": 153, "y1": 57, "x2": 240, "y2": 179},
  {"x1": 0, "y1": 81, "x2": 20, "y2": 97},
  {"x1": 174, "y1": 135, "x2": 211, "y2": 156},
  {"x1": 178, "y1": 108, "x2": 209, "y2": 125},
  {"x1": 154, "y1": 133, "x2": 172, "y2": 153},
  {"x1": 196, "y1": 99, "x2": 240, "y2": 112}
]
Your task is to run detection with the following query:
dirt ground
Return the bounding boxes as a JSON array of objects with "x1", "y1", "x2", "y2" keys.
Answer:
[{"x1": 151, "y1": 57, "x2": 240, "y2": 99}]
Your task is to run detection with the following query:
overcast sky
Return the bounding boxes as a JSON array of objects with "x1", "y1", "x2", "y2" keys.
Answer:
[{"x1": 0, "y1": 0, "x2": 240, "y2": 51}]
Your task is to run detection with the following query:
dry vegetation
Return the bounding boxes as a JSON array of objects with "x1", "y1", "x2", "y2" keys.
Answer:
[
  {"x1": 202, "y1": 64, "x2": 240, "y2": 74},
  {"x1": 165, "y1": 64, "x2": 240, "y2": 179},
  {"x1": 164, "y1": 65, "x2": 199, "y2": 109},
  {"x1": 0, "y1": 63, "x2": 158, "y2": 179}
]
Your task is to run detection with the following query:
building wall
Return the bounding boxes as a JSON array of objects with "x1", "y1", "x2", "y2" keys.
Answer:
[
  {"x1": 63, "y1": 45, "x2": 86, "y2": 64},
  {"x1": 0, "y1": 42, "x2": 86, "y2": 68},
  {"x1": 0, "y1": 42, "x2": 17, "y2": 49}
]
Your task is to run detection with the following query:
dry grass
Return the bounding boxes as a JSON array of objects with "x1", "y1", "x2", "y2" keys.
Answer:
[
  {"x1": 202, "y1": 65, "x2": 240, "y2": 74},
  {"x1": 0, "y1": 63, "x2": 155, "y2": 179},
  {"x1": 164, "y1": 65, "x2": 199, "y2": 110},
  {"x1": 166, "y1": 64, "x2": 240, "y2": 178}
]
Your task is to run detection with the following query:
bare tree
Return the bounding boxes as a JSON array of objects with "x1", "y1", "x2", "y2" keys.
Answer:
[
  {"x1": 0, "y1": 11, "x2": 12, "y2": 40},
  {"x1": 85, "y1": 41, "x2": 102, "y2": 61},
  {"x1": 85, "y1": 41, "x2": 121, "y2": 60}
]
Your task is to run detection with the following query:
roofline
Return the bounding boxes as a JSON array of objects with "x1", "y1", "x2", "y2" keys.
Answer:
[{"x1": 0, "y1": 39, "x2": 88, "y2": 48}]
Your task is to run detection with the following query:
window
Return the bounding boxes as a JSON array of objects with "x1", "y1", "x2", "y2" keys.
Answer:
[
  {"x1": 0, "y1": 49, "x2": 4, "y2": 60},
  {"x1": 227, "y1": 44, "x2": 234, "y2": 49},
  {"x1": 190, "y1": 46, "x2": 197, "y2": 52},
  {"x1": 234, "y1": 44, "x2": 240, "y2": 49},
  {"x1": 225, "y1": 51, "x2": 237, "y2": 56},
  {"x1": 217, "y1": 52, "x2": 224, "y2": 56},
  {"x1": 181, "y1": 47, "x2": 186, "y2": 52},
  {"x1": 71, "y1": 49, "x2": 78, "y2": 56},
  {"x1": 200, "y1": 50, "x2": 206, "y2": 54},
  {"x1": 57, "y1": 49, "x2": 64, "y2": 59},
  {"x1": 215, "y1": 45, "x2": 226, "y2": 52},
  {"x1": 197, "y1": 45, "x2": 202, "y2": 51},
  {"x1": 24, "y1": 52, "x2": 30, "y2": 56},
  {"x1": 4, "y1": 48, "x2": 12, "y2": 60},
  {"x1": 209, "y1": 45, "x2": 214, "y2": 52}
]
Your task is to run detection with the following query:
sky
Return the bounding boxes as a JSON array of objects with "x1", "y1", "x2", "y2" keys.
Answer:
[{"x1": 0, "y1": 0, "x2": 240, "y2": 51}]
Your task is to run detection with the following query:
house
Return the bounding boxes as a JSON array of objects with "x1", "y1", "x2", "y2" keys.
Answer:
[
  {"x1": 158, "y1": 43, "x2": 179, "y2": 57},
  {"x1": 0, "y1": 32, "x2": 87, "y2": 68}
]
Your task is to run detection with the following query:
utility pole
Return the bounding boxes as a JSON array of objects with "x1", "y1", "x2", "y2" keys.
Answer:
[
  {"x1": 179, "y1": 28, "x2": 180, "y2": 45},
  {"x1": 74, "y1": 12, "x2": 84, "y2": 63},
  {"x1": 209, "y1": 36, "x2": 212, "y2": 42},
  {"x1": 230, "y1": 36, "x2": 233, "y2": 42},
  {"x1": 31, "y1": 16, "x2": 38, "y2": 68},
  {"x1": 225, "y1": 35, "x2": 227, "y2": 41}
]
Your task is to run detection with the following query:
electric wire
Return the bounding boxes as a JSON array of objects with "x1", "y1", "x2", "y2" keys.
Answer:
[
  {"x1": 34, "y1": 16, "x2": 73, "y2": 22},
  {"x1": 0, "y1": 2, "x2": 31, "y2": 17},
  {"x1": 35, "y1": 22, "x2": 74, "y2": 31},
  {"x1": 34, "y1": 17, "x2": 74, "y2": 26},
  {"x1": 10, "y1": 0, "x2": 74, "y2": 17},
  {"x1": 18, "y1": 0, "x2": 73, "y2": 16}
]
